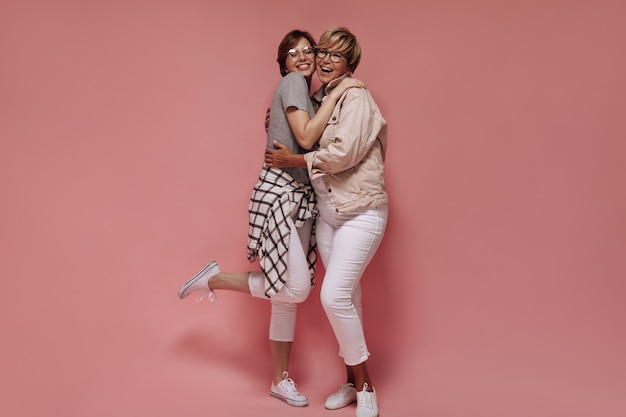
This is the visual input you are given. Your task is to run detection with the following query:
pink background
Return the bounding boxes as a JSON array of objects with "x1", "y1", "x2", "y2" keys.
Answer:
[{"x1": 2, "y1": 1, "x2": 625, "y2": 416}]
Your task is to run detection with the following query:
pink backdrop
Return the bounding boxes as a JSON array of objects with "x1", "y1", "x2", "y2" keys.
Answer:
[{"x1": 2, "y1": 1, "x2": 625, "y2": 416}]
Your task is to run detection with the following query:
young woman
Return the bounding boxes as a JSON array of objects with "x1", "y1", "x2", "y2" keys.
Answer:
[
  {"x1": 177, "y1": 29, "x2": 363, "y2": 408},
  {"x1": 265, "y1": 27, "x2": 388, "y2": 417}
]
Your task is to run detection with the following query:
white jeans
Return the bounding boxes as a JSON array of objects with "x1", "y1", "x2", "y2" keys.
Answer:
[
  {"x1": 314, "y1": 183, "x2": 388, "y2": 366},
  {"x1": 248, "y1": 216, "x2": 313, "y2": 342}
]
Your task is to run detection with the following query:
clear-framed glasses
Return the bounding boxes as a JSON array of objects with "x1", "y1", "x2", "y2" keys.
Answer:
[
  {"x1": 316, "y1": 48, "x2": 344, "y2": 63},
  {"x1": 286, "y1": 46, "x2": 315, "y2": 60}
]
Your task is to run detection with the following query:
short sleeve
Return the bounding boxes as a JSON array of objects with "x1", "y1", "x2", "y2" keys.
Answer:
[{"x1": 279, "y1": 72, "x2": 312, "y2": 112}]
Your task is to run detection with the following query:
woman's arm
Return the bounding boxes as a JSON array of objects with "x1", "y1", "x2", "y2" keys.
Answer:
[
  {"x1": 265, "y1": 141, "x2": 307, "y2": 168},
  {"x1": 267, "y1": 89, "x2": 385, "y2": 176},
  {"x1": 304, "y1": 90, "x2": 386, "y2": 179},
  {"x1": 286, "y1": 77, "x2": 365, "y2": 150}
]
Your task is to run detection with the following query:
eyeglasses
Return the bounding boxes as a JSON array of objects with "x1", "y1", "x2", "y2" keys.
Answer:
[
  {"x1": 316, "y1": 49, "x2": 344, "y2": 63},
  {"x1": 286, "y1": 46, "x2": 315, "y2": 60}
]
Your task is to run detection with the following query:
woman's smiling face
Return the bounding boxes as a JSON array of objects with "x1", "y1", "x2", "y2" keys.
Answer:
[
  {"x1": 284, "y1": 37, "x2": 315, "y2": 77},
  {"x1": 316, "y1": 47, "x2": 349, "y2": 84}
]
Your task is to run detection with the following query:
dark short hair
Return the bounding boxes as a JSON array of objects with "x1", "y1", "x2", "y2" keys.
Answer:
[{"x1": 277, "y1": 30, "x2": 316, "y2": 76}]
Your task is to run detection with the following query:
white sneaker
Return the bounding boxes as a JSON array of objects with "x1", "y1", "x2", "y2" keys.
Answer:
[
  {"x1": 325, "y1": 383, "x2": 357, "y2": 410},
  {"x1": 177, "y1": 261, "x2": 220, "y2": 302},
  {"x1": 356, "y1": 383, "x2": 378, "y2": 417},
  {"x1": 270, "y1": 371, "x2": 309, "y2": 407}
]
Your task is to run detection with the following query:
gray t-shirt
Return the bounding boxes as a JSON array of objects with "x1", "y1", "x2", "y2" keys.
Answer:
[{"x1": 267, "y1": 72, "x2": 316, "y2": 185}]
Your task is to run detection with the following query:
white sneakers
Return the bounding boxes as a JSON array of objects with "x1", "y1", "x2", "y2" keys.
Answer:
[
  {"x1": 325, "y1": 383, "x2": 357, "y2": 409},
  {"x1": 270, "y1": 371, "x2": 309, "y2": 407},
  {"x1": 177, "y1": 261, "x2": 220, "y2": 302},
  {"x1": 355, "y1": 383, "x2": 379, "y2": 417},
  {"x1": 269, "y1": 374, "x2": 379, "y2": 415},
  {"x1": 178, "y1": 264, "x2": 379, "y2": 416},
  {"x1": 326, "y1": 382, "x2": 379, "y2": 417}
]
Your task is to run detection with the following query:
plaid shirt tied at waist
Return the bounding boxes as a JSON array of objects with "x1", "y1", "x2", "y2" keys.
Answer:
[{"x1": 247, "y1": 167, "x2": 318, "y2": 298}]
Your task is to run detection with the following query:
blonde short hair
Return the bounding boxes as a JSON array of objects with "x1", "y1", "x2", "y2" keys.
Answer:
[{"x1": 317, "y1": 27, "x2": 361, "y2": 73}]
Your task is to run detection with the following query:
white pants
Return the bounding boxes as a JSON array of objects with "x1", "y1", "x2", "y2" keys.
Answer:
[
  {"x1": 248, "y1": 216, "x2": 313, "y2": 342},
  {"x1": 315, "y1": 187, "x2": 388, "y2": 366}
]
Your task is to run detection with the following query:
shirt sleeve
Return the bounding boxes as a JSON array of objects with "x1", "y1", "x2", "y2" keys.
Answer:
[
  {"x1": 280, "y1": 72, "x2": 311, "y2": 112},
  {"x1": 304, "y1": 89, "x2": 379, "y2": 178}
]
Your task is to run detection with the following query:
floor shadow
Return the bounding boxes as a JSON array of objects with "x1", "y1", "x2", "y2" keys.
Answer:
[
  {"x1": 361, "y1": 203, "x2": 414, "y2": 387},
  {"x1": 168, "y1": 301, "x2": 271, "y2": 384}
]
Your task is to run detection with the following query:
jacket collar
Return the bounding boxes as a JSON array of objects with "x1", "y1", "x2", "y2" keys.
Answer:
[{"x1": 312, "y1": 72, "x2": 353, "y2": 105}]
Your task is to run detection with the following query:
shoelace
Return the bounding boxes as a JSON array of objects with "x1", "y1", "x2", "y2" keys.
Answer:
[
  {"x1": 358, "y1": 383, "x2": 375, "y2": 409},
  {"x1": 279, "y1": 372, "x2": 300, "y2": 398},
  {"x1": 194, "y1": 289, "x2": 216, "y2": 303},
  {"x1": 336, "y1": 383, "x2": 355, "y2": 396}
]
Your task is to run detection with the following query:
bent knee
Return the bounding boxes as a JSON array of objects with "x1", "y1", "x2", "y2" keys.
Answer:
[
  {"x1": 320, "y1": 289, "x2": 350, "y2": 312},
  {"x1": 292, "y1": 286, "x2": 312, "y2": 303}
]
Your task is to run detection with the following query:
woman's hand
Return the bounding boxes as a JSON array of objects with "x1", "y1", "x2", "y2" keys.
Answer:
[
  {"x1": 328, "y1": 77, "x2": 366, "y2": 100},
  {"x1": 265, "y1": 141, "x2": 295, "y2": 168}
]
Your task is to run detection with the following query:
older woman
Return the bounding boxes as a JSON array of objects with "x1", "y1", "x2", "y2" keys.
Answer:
[
  {"x1": 177, "y1": 29, "x2": 363, "y2": 408},
  {"x1": 265, "y1": 27, "x2": 387, "y2": 417}
]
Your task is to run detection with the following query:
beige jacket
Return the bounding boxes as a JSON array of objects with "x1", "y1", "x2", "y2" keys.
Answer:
[{"x1": 305, "y1": 75, "x2": 388, "y2": 213}]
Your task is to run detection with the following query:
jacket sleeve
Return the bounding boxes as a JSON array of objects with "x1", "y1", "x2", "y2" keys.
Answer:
[{"x1": 304, "y1": 89, "x2": 380, "y2": 178}]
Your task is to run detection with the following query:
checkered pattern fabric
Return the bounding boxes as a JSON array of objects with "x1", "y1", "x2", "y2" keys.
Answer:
[{"x1": 247, "y1": 167, "x2": 318, "y2": 297}]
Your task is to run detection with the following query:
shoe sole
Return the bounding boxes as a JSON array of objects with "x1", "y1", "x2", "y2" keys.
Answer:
[
  {"x1": 270, "y1": 391, "x2": 309, "y2": 407},
  {"x1": 325, "y1": 399, "x2": 356, "y2": 410},
  {"x1": 177, "y1": 261, "x2": 218, "y2": 299}
]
